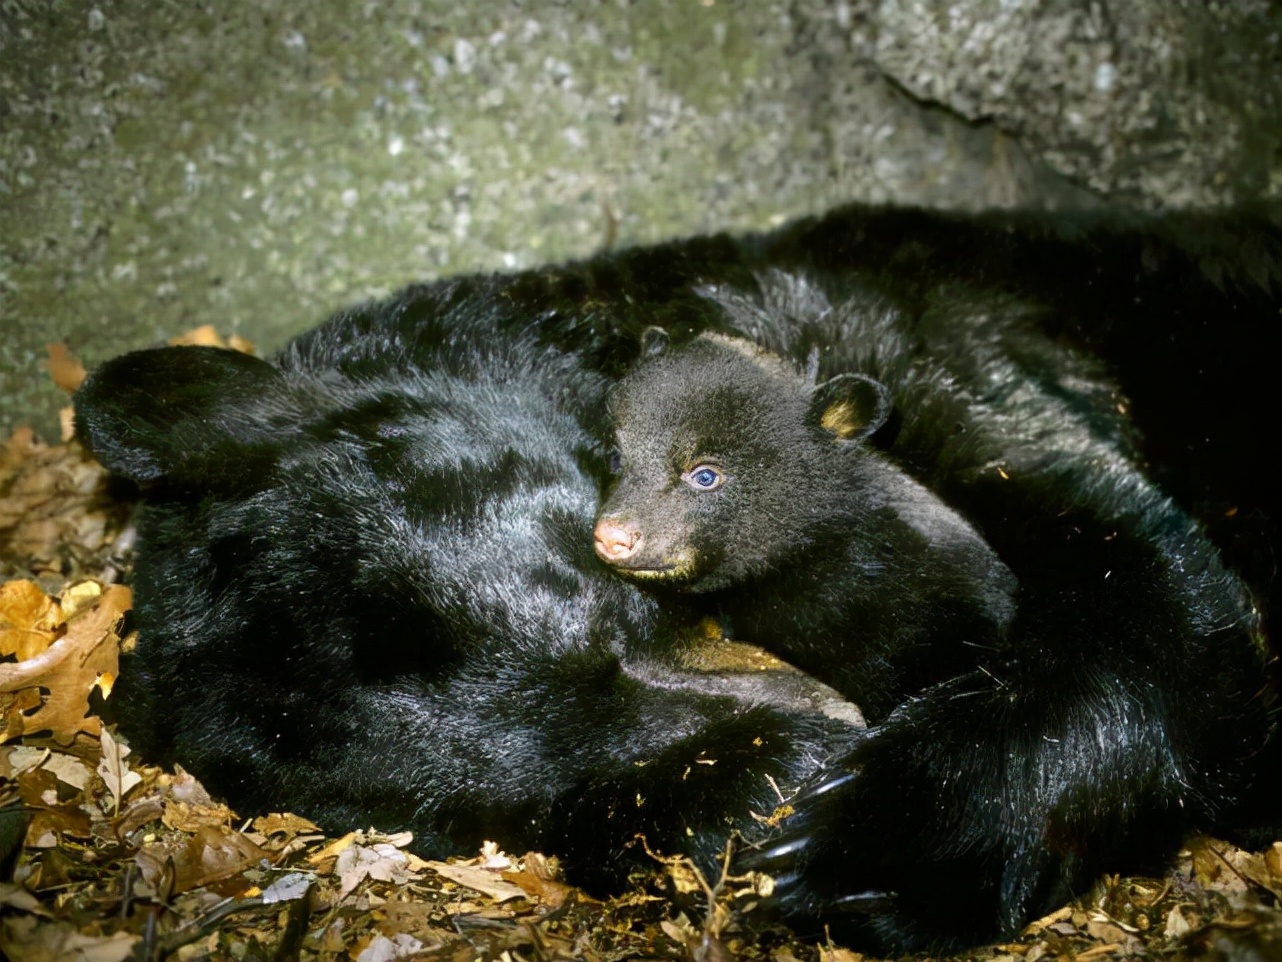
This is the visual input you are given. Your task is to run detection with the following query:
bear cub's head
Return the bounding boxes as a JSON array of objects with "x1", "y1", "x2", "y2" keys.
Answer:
[{"x1": 595, "y1": 330, "x2": 890, "y2": 593}]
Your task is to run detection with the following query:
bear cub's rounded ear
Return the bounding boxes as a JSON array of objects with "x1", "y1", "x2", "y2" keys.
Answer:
[
  {"x1": 639, "y1": 326, "x2": 670, "y2": 358},
  {"x1": 809, "y1": 373, "x2": 891, "y2": 441}
]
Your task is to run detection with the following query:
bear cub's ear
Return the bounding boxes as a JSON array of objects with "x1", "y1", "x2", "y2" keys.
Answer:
[
  {"x1": 639, "y1": 326, "x2": 670, "y2": 358},
  {"x1": 74, "y1": 345, "x2": 297, "y2": 490},
  {"x1": 809, "y1": 373, "x2": 891, "y2": 441}
]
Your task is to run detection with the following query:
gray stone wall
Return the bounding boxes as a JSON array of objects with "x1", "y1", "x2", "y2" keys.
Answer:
[{"x1": 2, "y1": 0, "x2": 1279, "y2": 437}]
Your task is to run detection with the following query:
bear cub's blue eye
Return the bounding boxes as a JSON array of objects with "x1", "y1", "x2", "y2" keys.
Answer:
[{"x1": 683, "y1": 465, "x2": 724, "y2": 491}]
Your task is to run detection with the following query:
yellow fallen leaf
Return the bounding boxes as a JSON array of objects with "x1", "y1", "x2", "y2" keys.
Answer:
[{"x1": 0, "y1": 583, "x2": 129, "y2": 745}]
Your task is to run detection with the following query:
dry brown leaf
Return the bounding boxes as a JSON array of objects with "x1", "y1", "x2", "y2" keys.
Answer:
[
  {"x1": 161, "y1": 797, "x2": 238, "y2": 833},
  {"x1": 503, "y1": 867, "x2": 576, "y2": 908},
  {"x1": 1075, "y1": 943, "x2": 1125, "y2": 960},
  {"x1": 0, "y1": 882, "x2": 52, "y2": 917},
  {"x1": 17, "y1": 767, "x2": 94, "y2": 845},
  {"x1": 0, "y1": 579, "x2": 63, "y2": 661},
  {"x1": 97, "y1": 728, "x2": 143, "y2": 813},
  {"x1": 253, "y1": 811, "x2": 322, "y2": 839},
  {"x1": 59, "y1": 406, "x2": 75, "y2": 444},
  {"x1": 167, "y1": 824, "x2": 269, "y2": 894},
  {"x1": 38, "y1": 750, "x2": 93, "y2": 790},
  {"x1": 1085, "y1": 918, "x2": 1133, "y2": 942},
  {"x1": 503, "y1": 851, "x2": 576, "y2": 908},
  {"x1": 2, "y1": 689, "x2": 43, "y2": 741},
  {"x1": 1189, "y1": 837, "x2": 1257, "y2": 894},
  {"x1": 423, "y1": 860, "x2": 525, "y2": 902},
  {"x1": 112, "y1": 796, "x2": 165, "y2": 840},
  {"x1": 307, "y1": 829, "x2": 359, "y2": 868},
  {"x1": 0, "y1": 583, "x2": 128, "y2": 745},
  {"x1": 0, "y1": 915, "x2": 137, "y2": 962},
  {"x1": 168, "y1": 324, "x2": 227, "y2": 347},
  {"x1": 58, "y1": 580, "x2": 103, "y2": 618},
  {"x1": 45, "y1": 343, "x2": 88, "y2": 394},
  {"x1": 0, "y1": 430, "x2": 131, "y2": 577},
  {"x1": 817, "y1": 946, "x2": 865, "y2": 962},
  {"x1": 167, "y1": 326, "x2": 255, "y2": 355},
  {"x1": 337, "y1": 842, "x2": 419, "y2": 898}
]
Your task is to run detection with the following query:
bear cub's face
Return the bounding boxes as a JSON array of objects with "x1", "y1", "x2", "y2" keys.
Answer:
[{"x1": 594, "y1": 331, "x2": 889, "y2": 593}]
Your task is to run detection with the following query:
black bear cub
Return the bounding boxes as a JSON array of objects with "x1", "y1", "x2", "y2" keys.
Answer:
[
  {"x1": 595, "y1": 299, "x2": 1279, "y2": 951},
  {"x1": 595, "y1": 329, "x2": 1018, "y2": 718}
]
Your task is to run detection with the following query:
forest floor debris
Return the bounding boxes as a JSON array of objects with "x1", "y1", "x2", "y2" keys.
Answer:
[{"x1": 1, "y1": 349, "x2": 1280, "y2": 961}]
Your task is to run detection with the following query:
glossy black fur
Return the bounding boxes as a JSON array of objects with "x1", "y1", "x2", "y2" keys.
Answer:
[
  {"x1": 74, "y1": 304, "x2": 865, "y2": 889},
  {"x1": 73, "y1": 204, "x2": 1282, "y2": 953},
  {"x1": 597, "y1": 332, "x2": 1021, "y2": 721},
  {"x1": 598, "y1": 311, "x2": 1280, "y2": 949}
]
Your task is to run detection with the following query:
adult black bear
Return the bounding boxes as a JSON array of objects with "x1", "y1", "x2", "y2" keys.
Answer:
[
  {"x1": 74, "y1": 303, "x2": 866, "y2": 891},
  {"x1": 74, "y1": 204, "x2": 1281, "y2": 954}
]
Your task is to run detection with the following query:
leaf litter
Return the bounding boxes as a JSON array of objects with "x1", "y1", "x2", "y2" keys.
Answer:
[{"x1": 1, "y1": 339, "x2": 1280, "y2": 961}]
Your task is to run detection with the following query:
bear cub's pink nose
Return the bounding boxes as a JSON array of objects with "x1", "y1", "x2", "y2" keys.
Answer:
[{"x1": 594, "y1": 517, "x2": 642, "y2": 561}]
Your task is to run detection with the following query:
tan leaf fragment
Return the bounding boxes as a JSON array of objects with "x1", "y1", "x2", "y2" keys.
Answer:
[
  {"x1": 259, "y1": 872, "x2": 313, "y2": 904},
  {"x1": 167, "y1": 325, "x2": 256, "y2": 354},
  {"x1": 39, "y1": 750, "x2": 93, "y2": 790},
  {"x1": 97, "y1": 728, "x2": 143, "y2": 813},
  {"x1": 0, "y1": 430, "x2": 133, "y2": 577},
  {"x1": 503, "y1": 852, "x2": 576, "y2": 908},
  {"x1": 354, "y1": 933, "x2": 426, "y2": 962},
  {"x1": 113, "y1": 796, "x2": 165, "y2": 840},
  {"x1": 0, "y1": 579, "x2": 63, "y2": 661},
  {"x1": 17, "y1": 767, "x2": 93, "y2": 845},
  {"x1": 0, "y1": 584, "x2": 128, "y2": 745},
  {"x1": 307, "y1": 829, "x2": 359, "y2": 868},
  {"x1": 160, "y1": 798, "x2": 237, "y2": 833},
  {"x1": 336, "y1": 842, "x2": 419, "y2": 898},
  {"x1": 253, "y1": 811, "x2": 323, "y2": 839},
  {"x1": 0, "y1": 916, "x2": 136, "y2": 962},
  {"x1": 817, "y1": 948, "x2": 865, "y2": 962},
  {"x1": 137, "y1": 824, "x2": 268, "y2": 896},
  {"x1": 0, "y1": 882, "x2": 53, "y2": 917},
  {"x1": 423, "y1": 860, "x2": 525, "y2": 902},
  {"x1": 58, "y1": 580, "x2": 103, "y2": 619},
  {"x1": 45, "y1": 343, "x2": 88, "y2": 394}
]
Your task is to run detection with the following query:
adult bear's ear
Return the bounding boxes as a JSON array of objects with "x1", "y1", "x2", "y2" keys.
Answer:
[
  {"x1": 808, "y1": 373, "x2": 890, "y2": 441},
  {"x1": 74, "y1": 345, "x2": 297, "y2": 489}
]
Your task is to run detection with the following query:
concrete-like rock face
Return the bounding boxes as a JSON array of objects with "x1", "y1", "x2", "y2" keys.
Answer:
[
  {"x1": 867, "y1": 0, "x2": 1282, "y2": 206},
  {"x1": 2, "y1": 1, "x2": 1279, "y2": 435}
]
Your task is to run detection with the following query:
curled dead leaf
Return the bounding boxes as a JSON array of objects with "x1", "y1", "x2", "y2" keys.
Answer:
[
  {"x1": 0, "y1": 430, "x2": 133, "y2": 579},
  {"x1": 423, "y1": 860, "x2": 525, "y2": 902},
  {"x1": 0, "y1": 579, "x2": 63, "y2": 661},
  {"x1": 138, "y1": 824, "x2": 268, "y2": 896},
  {"x1": 0, "y1": 915, "x2": 136, "y2": 962},
  {"x1": 167, "y1": 325, "x2": 255, "y2": 355},
  {"x1": 0, "y1": 583, "x2": 129, "y2": 745},
  {"x1": 161, "y1": 798, "x2": 238, "y2": 834},
  {"x1": 97, "y1": 728, "x2": 143, "y2": 813},
  {"x1": 45, "y1": 343, "x2": 88, "y2": 394}
]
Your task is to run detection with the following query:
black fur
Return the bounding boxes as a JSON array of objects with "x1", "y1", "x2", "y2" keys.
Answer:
[
  {"x1": 596, "y1": 331, "x2": 1019, "y2": 719},
  {"x1": 596, "y1": 272, "x2": 1281, "y2": 950},
  {"x1": 75, "y1": 302, "x2": 864, "y2": 890},
  {"x1": 73, "y1": 203, "x2": 1282, "y2": 954}
]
